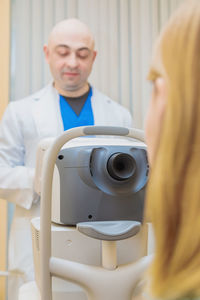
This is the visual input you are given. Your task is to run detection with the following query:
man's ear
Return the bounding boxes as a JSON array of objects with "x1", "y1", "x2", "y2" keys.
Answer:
[
  {"x1": 92, "y1": 50, "x2": 97, "y2": 62},
  {"x1": 43, "y1": 44, "x2": 49, "y2": 63}
]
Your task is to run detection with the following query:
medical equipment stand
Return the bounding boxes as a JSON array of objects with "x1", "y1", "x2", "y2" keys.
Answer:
[{"x1": 40, "y1": 126, "x2": 152, "y2": 300}]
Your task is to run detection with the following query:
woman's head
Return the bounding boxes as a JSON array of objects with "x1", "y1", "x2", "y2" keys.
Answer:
[
  {"x1": 146, "y1": 0, "x2": 200, "y2": 166},
  {"x1": 145, "y1": 0, "x2": 200, "y2": 299}
]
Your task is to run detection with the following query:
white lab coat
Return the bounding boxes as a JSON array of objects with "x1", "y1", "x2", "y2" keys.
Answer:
[{"x1": 0, "y1": 82, "x2": 132, "y2": 299}]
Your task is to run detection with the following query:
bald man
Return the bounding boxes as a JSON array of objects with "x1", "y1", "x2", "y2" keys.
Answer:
[
  {"x1": 44, "y1": 19, "x2": 97, "y2": 96},
  {"x1": 0, "y1": 19, "x2": 132, "y2": 299}
]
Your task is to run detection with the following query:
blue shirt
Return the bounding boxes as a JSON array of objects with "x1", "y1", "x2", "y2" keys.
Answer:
[{"x1": 59, "y1": 88, "x2": 94, "y2": 131}]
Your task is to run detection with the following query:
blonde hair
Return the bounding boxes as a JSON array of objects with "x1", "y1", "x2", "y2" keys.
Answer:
[{"x1": 146, "y1": 0, "x2": 200, "y2": 299}]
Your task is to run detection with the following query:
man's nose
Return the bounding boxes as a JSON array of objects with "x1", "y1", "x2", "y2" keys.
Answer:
[{"x1": 66, "y1": 53, "x2": 79, "y2": 69}]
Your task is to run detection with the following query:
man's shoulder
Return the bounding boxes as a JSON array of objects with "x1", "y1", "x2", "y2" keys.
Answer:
[
  {"x1": 92, "y1": 87, "x2": 129, "y2": 111},
  {"x1": 91, "y1": 87, "x2": 132, "y2": 127},
  {"x1": 92, "y1": 87, "x2": 118, "y2": 105},
  {"x1": 5, "y1": 84, "x2": 53, "y2": 120},
  {"x1": 12, "y1": 83, "x2": 51, "y2": 106}
]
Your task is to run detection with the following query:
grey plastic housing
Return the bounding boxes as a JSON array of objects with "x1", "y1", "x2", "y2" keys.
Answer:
[
  {"x1": 55, "y1": 145, "x2": 148, "y2": 225},
  {"x1": 77, "y1": 220, "x2": 141, "y2": 241}
]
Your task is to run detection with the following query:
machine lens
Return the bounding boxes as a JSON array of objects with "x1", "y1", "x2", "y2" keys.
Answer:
[{"x1": 107, "y1": 153, "x2": 136, "y2": 181}]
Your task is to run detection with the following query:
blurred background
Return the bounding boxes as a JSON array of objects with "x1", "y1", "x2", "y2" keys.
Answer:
[{"x1": 0, "y1": 0, "x2": 184, "y2": 299}]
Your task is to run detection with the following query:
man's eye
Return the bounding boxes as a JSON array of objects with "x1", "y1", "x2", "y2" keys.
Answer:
[
  {"x1": 56, "y1": 49, "x2": 69, "y2": 56},
  {"x1": 57, "y1": 51, "x2": 68, "y2": 56},
  {"x1": 77, "y1": 50, "x2": 90, "y2": 59},
  {"x1": 78, "y1": 55, "x2": 89, "y2": 59}
]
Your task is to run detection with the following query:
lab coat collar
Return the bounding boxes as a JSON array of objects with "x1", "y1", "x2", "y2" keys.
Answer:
[
  {"x1": 31, "y1": 82, "x2": 64, "y2": 139},
  {"x1": 31, "y1": 82, "x2": 110, "y2": 139}
]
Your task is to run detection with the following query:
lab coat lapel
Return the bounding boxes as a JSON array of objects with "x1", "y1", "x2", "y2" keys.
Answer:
[
  {"x1": 91, "y1": 87, "x2": 113, "y2": 125},
  {"x1": 91, "y1": 87, "x2": 106, "y2": 125},
  {"x1": 31, "y1": 83, "x2": 64, "y2": 139}
]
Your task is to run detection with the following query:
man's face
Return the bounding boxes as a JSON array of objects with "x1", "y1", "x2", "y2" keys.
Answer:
[{"x1": 44, "y1": 32, "x2": 96, "y2": 92}]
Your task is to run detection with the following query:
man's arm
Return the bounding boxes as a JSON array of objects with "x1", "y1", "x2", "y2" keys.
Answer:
[{"x1": 0, "y1": 103, "x2": 38, "y2": 210}]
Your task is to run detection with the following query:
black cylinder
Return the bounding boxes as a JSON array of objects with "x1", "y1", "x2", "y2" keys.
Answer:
[{"x1": 107, "y1": 153, "x2": 136, "y2": 181}]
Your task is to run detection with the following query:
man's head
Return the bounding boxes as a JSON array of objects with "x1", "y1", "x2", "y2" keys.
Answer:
[{"x1": 44, "y1": 18, "x2": 97, "y2": 96}]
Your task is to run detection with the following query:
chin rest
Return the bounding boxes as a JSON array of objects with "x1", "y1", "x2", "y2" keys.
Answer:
[{"x1": 77, "y1": 220, "x2": 141, "y2": 241}]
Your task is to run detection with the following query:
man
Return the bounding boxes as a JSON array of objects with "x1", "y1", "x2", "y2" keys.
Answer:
[{"x1": 0, "y1": 19, "x2": 132, "y2": 299}]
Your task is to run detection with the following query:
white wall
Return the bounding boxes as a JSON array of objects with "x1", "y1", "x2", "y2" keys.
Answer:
[{"x1": 10, "y1": 0, "x2": 184, "y2": 128}]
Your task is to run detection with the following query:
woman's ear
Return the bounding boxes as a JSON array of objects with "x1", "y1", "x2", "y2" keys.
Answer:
[{"x1": 154, "y1": 77, "x2": 167, "y2": 111}]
